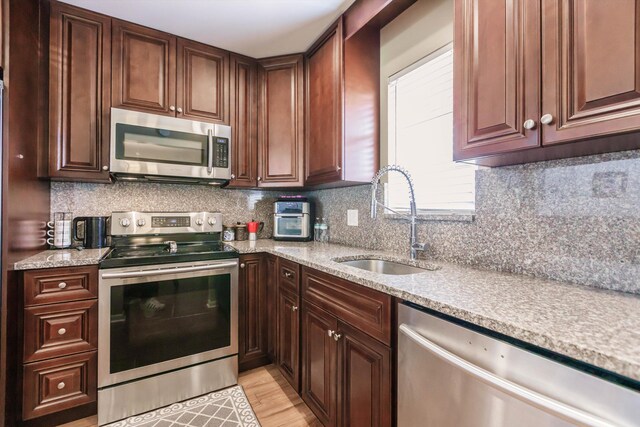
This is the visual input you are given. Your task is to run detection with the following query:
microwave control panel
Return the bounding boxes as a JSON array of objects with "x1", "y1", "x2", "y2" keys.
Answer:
[{"x1": 214, "y1": 137, "x2": 229, "y2": 168}]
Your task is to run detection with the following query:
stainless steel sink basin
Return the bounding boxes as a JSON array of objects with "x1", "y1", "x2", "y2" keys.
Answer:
[{"x1": 338, "y1": 259, "x2": 430, "y2": 275}]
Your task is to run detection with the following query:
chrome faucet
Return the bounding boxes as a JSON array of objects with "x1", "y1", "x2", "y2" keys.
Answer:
[{"x1": 370, "y1": 165, "x2": 426, "y2": 260}]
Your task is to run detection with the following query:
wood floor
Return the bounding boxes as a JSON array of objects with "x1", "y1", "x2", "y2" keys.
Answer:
[{"x1": 58, "y1": 364, "x2": 320, "y2": 427}]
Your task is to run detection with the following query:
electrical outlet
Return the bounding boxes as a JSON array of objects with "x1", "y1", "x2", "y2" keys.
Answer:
[{"x1": 347, "y1": 209, "x2": 359, "y2": 226}]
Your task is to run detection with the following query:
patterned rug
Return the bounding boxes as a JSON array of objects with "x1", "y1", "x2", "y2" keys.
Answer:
[{"x1": 105, "y1": 385, "x2": 260, "y2": 427}]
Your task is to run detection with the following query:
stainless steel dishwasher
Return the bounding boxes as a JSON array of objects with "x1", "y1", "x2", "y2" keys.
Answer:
[{"x1": 397, "y1": 303, "x2": 640, "y2": 427}]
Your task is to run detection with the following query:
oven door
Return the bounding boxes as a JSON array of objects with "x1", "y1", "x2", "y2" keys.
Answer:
[
  {"x1": 109, "y1": 108, "x2": 231, "y2": 181},
  {"x1": 274, "y1": 214, "x2": 308, "y2": 238},
  {"x1": 98, "y1": 259, "x2": 238, "y2": 388}
]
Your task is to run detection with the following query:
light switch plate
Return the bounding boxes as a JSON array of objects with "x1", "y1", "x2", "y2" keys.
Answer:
[{"x1": 347, "y1": 209, "x2": 359, "y2": 226}]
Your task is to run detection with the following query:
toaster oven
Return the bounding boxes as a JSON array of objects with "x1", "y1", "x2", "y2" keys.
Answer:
[{"x1": 273, "y1": 200, "x2": 313, "y2": 241}]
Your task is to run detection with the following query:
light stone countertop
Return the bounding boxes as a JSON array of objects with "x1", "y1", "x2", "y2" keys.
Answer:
[
  {"x1": 13, "y1": 247, "x2": 111, "y2": 270},
  {"x1": 12, "y1": 240, "x2": 640, "y2": 383},
  {"x1": 229, "y1": 240, "x2": 640, "y2": 383}
]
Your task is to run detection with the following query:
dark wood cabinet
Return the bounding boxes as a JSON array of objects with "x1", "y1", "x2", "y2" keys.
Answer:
[
  {"x1": 112, "y1": 20, "x2": 176, "y2": 116},
  {"x1": 338, "y1": 321, "x2": 391, "y2": 427},
  {"x1": 304, "y1": 18, "x2": 380, "y2": 188},
  {"x1": 277, "y1": 286, "x2": 300, "y2": 391},
  {"x1": 454, "y1": 0, "x2": 640, "y2": 165},
  {"x1": 21, "y1": 266, "x2": 99, "y2": 421},
  {"x1": 453, "y1": 0, "x2": 540, "y2": 160},
  {"x1": 257, "y1": 54, "x2": 305, "y2": 187},
  {"x1": 229, "y1": 53, "x2": 258, "y2": 188},
  {"x1": 49, "y1": 2, "x2": 111, "y2": 182},
  {"x1": 238, "y1": 254, "x2": 269, "y2": 371},
  {"x1": 177, "y1": 38, "x2": 229, "y2": 124},
  {"x1": 266, "y1": 255, "x2": 278, "y2": 360},
  {"x1": 301, "y1": 302, "x2": 338, "y2": 426},
  {"x1": 541, "y1": 0, "x2": 640, "y2": 144}
]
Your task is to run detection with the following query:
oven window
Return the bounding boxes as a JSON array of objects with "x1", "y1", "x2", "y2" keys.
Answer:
[
  {"x1": 276, "y1": 216, "x2": 303, "y2": 236},
  {"x1": 109, "y1": 274, "x2": 231, "y2": 374},
  {"x1": 115, "y1": 123, "x2": 207, "y2": 166}
]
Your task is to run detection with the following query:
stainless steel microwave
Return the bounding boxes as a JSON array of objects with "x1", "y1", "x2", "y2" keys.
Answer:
[{"x1": 110, "y1": 108, "x2": 231, "y2": 185}]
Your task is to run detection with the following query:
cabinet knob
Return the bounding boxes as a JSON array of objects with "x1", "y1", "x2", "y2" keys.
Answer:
[
  {"x1": 332, "y1": 332, "x2": 342, "y2": 341},
  {"x1": 523, "y1": 119, "x2": 536, "y2": 130},
  {"x1": 336, "y1": 165, "x2": 341, "y2": 171},
  {"x1": 284, "y1": 271, "x2": 293, "y2": 279},
  {"x1": 57, "y1": 382, "x2": 65, "y2": 390},
  {"x1": 102, "y1": 165, "x2": 109, "y2": 171},
  {"x1": 257, "y1": 176, "x2": 262, "y2": 182},
  {"x1": 177, "y1": 107, "x2": 183, "y2": 113},
  {"x1": 240, "y1": 263, "x2": 245, "y2": 268},
  {"x1": 540, "y1": 114, "x2": 554, "y2": 125},
  {"x1": 169, "y1": 105, "x2": 176, "y2": 111},
  {"x1": 58, "y1": 282, "x2": 67, "y2": 289},
  {"x1": 292, "y1": 305, "x2": 298, "y2": 312},
  {"x1": 230, "y1": 174, "x2": 236, "y2": 179},
  {"x1": 58, "y1": 328, "x2": 66, "y2": 336}
]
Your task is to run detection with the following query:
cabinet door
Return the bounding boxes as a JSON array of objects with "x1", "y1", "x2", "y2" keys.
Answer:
[
  {"x1": 229, "y1": 54, "x2": 258, "y2": 188},
  {"x1": 176, "y1": 38, "x2": 229, "y2": 124},
  {"x1": 238, "y1": 255, "x2": 269, "y2": 371},
  {"x1": 277, "y1": 286, "x2": 300, "y2": 391},
  {"x1": 454, "y1": 0, "x2": 541, "y2": 160},
  {"x1": 49, "y1": 3, "x2": 111, "y2": 181},
  {"x1": 258, "y1": 54, "x2": 305, "y2": 187},
  {"x1": 305, "y1": 20, "x2": 343, "y2": 186},
  {"x1": 542, "y1": 0, "x2": 640, "y2": 144},
  {"x1": 112, "y1": 21, "x2": 176, "y2": 115},
  {"x1": 266, "y1": 255, "x2": 278, "y2": 360},
  {"x1": 301, "y1": 302, "x2": 338, "y2": 426},
  {"x1": 338, "y1": 322, "x2": 391, "y2": 427}
]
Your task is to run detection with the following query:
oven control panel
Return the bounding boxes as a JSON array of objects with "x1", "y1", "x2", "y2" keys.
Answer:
[{"x1": 111, "y1": 211, "x2": 222, "y2": 236}]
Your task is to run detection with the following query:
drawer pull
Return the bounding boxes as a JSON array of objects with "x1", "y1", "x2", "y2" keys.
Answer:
[
  {"x1": 291, "y1": 305, "x2": 298, "y2": 312},
  {"x1": 284, "y1": 271, "x2": 293, "y2": 279},
  {"x1": 58, "y1": 328, "x2": 66, "y2": 336},
  {"x1": 57, "y1": 382, "x2": 65, "y2": 390},
  {"x1": 58, "y1": 282, "x2": 67, "y2": 289}
]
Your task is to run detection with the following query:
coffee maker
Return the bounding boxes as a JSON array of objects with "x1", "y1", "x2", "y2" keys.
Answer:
[{"x1": 73, "y1": 216, "x2": 109, "y2": 248}]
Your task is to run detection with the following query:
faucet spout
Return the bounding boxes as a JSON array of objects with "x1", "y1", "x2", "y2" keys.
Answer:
[{"x1": 370, "y1": 165, "x2": 426, "y2": 260}]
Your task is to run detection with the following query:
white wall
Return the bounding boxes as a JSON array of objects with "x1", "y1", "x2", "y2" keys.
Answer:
[{"x1": 379, "y1": 0, "x2": 454, "y2": 167}]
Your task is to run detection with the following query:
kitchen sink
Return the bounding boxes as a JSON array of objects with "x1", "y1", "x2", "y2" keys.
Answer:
[{"x1": 338, "y1": 258, "x2": 435, "y2": 275}]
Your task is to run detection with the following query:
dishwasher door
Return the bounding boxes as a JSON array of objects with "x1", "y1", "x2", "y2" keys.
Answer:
[{"x1": 397, "y1": 303, "x2": 640, "y2": 427}]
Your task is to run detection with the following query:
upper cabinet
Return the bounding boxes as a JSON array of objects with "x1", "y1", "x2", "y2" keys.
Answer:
[
  {"x1": 257, "y1": 54, "x2": 305, "y2": 187},
  {"x1": 112, "y1": 21, "x2": 176, "y2": 116},
  {"x1": 454, "y1": 0, "x2": 640, "y2": 166},
  {"x1": 228, "y1": 53, "x2": 259, "y2": 188},
  {"x1": 49, "y1": 2, "x2": 112, "y2": 182},
  {"x1": 112, "y1": 20, "x2": 229, "y2": 123},
  {"x1": 304, "y1": 18, "x2": 380, "y2": 188}
]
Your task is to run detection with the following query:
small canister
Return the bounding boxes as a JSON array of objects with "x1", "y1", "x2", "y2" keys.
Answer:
[
  {"x1": 222, "y1": 225, "x2": 236, "y2": 242},
  {"x1": 235, "y1": 223, "x2": 248, "y2": 241}
]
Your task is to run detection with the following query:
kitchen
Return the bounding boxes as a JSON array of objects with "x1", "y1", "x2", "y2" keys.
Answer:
[{"x1": 1, "y1": 0, "x2": 639, "y2": 426}]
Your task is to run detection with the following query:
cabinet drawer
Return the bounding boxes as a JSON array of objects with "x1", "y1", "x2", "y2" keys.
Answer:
[
  {"x1": 301, "y1": 267, "x2": 391, "y2": 345},
  {"x1": 24, "y1": 300, "x2": 98, "y2": 363},
  {"x1": 278, "y1": 258, "x2": 300, "y2": 292},
  {"x1": 24, "y1": 266, "x2": 98, "y2": 306},
  {"x1": 23, "y1": 351, "x2": 97, "y2": 420}
]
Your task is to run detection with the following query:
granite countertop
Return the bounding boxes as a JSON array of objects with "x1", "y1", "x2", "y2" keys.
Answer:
[
  {"x1": 13, "y1": 247, "x2": 111, "y2": 270},
  {"x1": 229, "y1": 240, "x2": 640, "y2": 383},
  {"x1": 12, "y1": 240, "x2": 640, "y2": 382}
]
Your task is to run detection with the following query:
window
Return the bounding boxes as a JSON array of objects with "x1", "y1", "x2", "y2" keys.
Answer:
[{"x1": 387, "y1": 44, "x2": 476, "y2": 213}]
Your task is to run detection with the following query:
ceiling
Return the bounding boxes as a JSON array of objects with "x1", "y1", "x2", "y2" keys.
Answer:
[{"x1": 59, "y1": 0, "x2": 356, "y2": 58}]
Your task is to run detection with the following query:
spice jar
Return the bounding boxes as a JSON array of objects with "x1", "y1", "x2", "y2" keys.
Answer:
[
  {"x1": 235, "y1": 223, "x2": 248, "y2": 241},
  {"x1": 222, "y1": 225, "x2": 236, "y2": 242}
]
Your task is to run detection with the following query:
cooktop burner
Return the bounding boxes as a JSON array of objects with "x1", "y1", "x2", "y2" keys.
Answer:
[{"x1": 100, "y1": 211, "x2": 239, "y2": 269}]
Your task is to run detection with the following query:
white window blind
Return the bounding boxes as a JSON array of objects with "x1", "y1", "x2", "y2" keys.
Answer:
[{"x1": 387, "y1": 44, "x2": 476, "y2": 213}]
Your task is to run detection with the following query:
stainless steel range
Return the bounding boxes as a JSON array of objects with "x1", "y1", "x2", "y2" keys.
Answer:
[{"x1": 97, "y1": 211, "x2": 239, "y2": 425}]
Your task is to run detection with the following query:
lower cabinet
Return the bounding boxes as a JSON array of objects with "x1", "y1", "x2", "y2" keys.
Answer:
[
  {"x1": 301, "y1": 267, "x2": 392, "y2": 427},
  {"x1": 265, "y1": 255, "x2": 278, "y2": 360},
  {"x1": 238, "y1": 254, "x2": 270, "y2": 371},
  {"x1": 276, "y1": 286, "x2": 301, "y2": 391}
]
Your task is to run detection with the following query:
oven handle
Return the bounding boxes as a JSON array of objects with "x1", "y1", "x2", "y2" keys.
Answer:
[
  {"x1": 207, "y1": 129, "x2": 214, "y2": 174},
  {"x1": 101, "y1": 262, "x2": 238, "y2": 279}
]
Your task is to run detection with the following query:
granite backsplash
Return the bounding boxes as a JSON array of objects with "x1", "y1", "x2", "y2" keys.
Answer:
[
  {"x1": 308, "y1": 150, "x2": 640, "y2": 294},
  {"x1": 50, "y1": 182, "x2": 282, "y2": 239}
]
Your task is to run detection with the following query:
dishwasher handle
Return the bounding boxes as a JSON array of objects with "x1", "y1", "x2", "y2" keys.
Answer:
[{"x1": 399, "y1": 324, "x2": 615, "y2": 427}]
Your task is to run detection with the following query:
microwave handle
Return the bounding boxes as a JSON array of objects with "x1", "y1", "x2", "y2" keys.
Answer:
[{"x1": 207, "y1": 129, "x2": 214, "y2": 174}]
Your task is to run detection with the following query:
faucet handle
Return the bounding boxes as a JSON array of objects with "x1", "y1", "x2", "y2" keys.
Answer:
[{"x1": 411, "y1": 242, "x2": 427, "y2": 252}]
